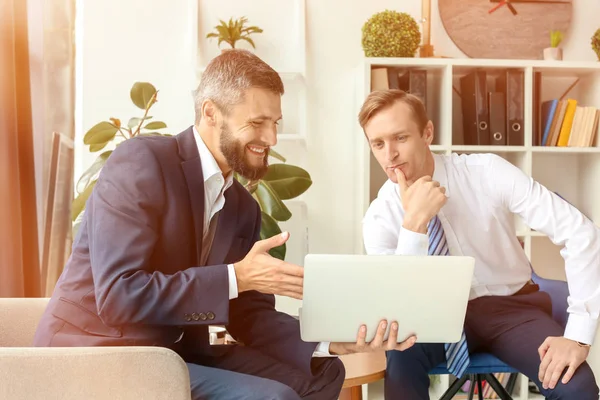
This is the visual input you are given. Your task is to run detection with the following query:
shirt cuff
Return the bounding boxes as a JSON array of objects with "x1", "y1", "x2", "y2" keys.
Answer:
[
  {"x1": 396, "y1": 226, "x2": 429, "y2": 256},
  {"x1": 227, "y1": 264, "x2": 238, "y2": 300},
  {"x1": 564, "y1": 313, "x2": 598, "y2": 345},
  {"x1": 312, "y1": 341, "x2": 336, "y2": 357}
]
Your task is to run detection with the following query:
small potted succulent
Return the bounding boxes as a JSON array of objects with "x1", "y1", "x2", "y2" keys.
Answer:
[
  {"x1": 592, "y1": 28, "x2": 600, "y2": 61},
  {"x1": 206, "y1": 16, "x2": 263, "y2": 50},
  {"x1": 543, "y1": 30, "x2": 563, "y2": 61},
  {"x1": 361, "y1": 10, "x2": 421, "y2": 58}
]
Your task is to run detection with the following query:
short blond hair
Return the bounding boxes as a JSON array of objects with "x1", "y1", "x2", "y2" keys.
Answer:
[
  {"x1": 358, "y1": 89, "x2": 429, "y2": 133},
  {"x1": 194, "y1": 49, "x2": 284, "y2": 123}
]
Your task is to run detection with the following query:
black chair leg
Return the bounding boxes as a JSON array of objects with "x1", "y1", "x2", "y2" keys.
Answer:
[
  {"x1": 467, "y1": 374, "x2": 476, "y2": 400},
  {"x1": 476, "y1": 374, "x2": 484, "y2": 400},
  {"x1": 484, "y1": 373, "x2": 513, "y2": 400},
  {"x1": 439, "y1": 374, "x2": 469, "y2": 400}
]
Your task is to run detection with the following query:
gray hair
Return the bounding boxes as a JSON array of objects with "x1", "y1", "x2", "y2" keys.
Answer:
[{"x1": 193, "y1": 49, "x2": 284, "y2": 124}]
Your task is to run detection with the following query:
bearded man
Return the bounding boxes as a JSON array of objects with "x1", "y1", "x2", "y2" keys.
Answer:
[{"x1": 33, "y1": 49, "x2": 351, "y2": 400}]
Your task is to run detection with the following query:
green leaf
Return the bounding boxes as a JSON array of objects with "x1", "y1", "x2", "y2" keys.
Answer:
[
  {"x1": 261, "y1": 164, "x2": 312, "y2": 199},
  {"x1": 144, "y1": 121, "x2": 167, "y2": 130},
  {"x1": 239, "y1": 36, "x2": 256, "y2": 49},
  {"x1": 76, "y1": 151, "x2": 112, "y2": 193},
  {"x1": 254, "y1": 180, "x2": 291, "y2": 221},
  {"x1": 71, "y1": 180, "x2": 97, "y2": 221},
  {"x1": 89, "y1": 142, "x2": 109, "y2": 152},
  {"x1": 83, "y1": 121, "x2": 118, "y2": 145},
  {"x1": 268, "y1": 148, "x2": 286, "y2": 162},
  {"x1": 130, "y1": 82, "x2": 157, "y2": 110},
  {"x1": 259, "y1": 211, "x2": 286, "y2": 260}
]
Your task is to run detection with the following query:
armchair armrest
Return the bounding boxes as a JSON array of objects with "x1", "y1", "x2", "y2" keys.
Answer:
[{"x1": 0, "y1": 346, "x2": 191, "y2": 400}]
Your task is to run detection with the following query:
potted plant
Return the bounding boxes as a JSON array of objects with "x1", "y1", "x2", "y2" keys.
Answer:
[
  {"x1": 544, "y1": 30, "x2": 563, "y2": 61},
  {"x1": 206, "y1": 17, "x2": 263, "y2": 50},
  {"x1": 592, "y1": 28, "x2": 600, "y2": 61},
  {"x1": 72, "y1": 82, "x2": 310, "y2": 260},
  {"x1": 361, "y1": 10, "x2": 421, "y2": 58}
]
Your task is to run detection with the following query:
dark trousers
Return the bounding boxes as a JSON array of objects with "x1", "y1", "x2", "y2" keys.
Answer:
[
  {"x1": 385, "y1": 289, "x2": 599, "y2": 399},
  {"x1": 185, "y1": 345, "x2": 345, "y2": 400}
]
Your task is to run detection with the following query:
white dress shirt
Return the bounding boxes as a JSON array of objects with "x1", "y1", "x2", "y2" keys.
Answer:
[
  {"x1": 363, "y1": 152, "x2": 600, "y2": 345},
  {"x1": 193, "y1": 127, "x2": 332, "y2": 356}
]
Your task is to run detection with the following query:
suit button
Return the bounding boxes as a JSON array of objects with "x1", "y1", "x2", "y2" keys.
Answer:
[
  {"x1": 192, "y1": 313, "x2": 200, "y2": 321},
  {"x1": 184, "y1": 313, "x2": 192, "y2": 322},
  {"x1": 207, "y1": 312, "x2": 215, "y2": 320},
  {"x1": 199, "y1": 313, "x2": 207, "y2": 321}
]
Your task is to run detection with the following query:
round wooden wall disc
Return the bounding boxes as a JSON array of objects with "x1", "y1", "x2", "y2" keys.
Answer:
[{"x1": 439, "y1": 0, "x2": 572, "y2": 60}]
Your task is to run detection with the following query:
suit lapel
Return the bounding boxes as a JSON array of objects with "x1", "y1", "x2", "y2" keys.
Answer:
[
  {"x1": 177, "y1": 127, "x2": 205, "y2": 265},
  {"x1": 206, "y1": 187, "x2": 238, "y2": 266}
]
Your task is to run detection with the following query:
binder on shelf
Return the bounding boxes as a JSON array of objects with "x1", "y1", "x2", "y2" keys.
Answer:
[
  {"x1": 488, "y1": 92, "x2": 507, "y2": 146},
  {"x1": 460, "y1": 70, "x2": 490, "y2": 145},
  {"x1": 398, "y1": 69, "x2": 427, "y2": 107},
  {"x1": 533, "y1": 72, "x2": 542, "y2": 145},
  {"x1": 496, "y1": 69, "x2": 524, "y2": 146}
]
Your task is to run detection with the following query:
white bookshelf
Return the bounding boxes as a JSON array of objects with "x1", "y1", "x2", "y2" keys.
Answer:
[{"x1": 355, "y1": 57, "x2": 600, "y2": 399}]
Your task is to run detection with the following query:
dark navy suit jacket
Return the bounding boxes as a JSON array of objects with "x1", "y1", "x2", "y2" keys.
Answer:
[{"x1": 33, "y1": 126, "x2": 319, "y2": 376}]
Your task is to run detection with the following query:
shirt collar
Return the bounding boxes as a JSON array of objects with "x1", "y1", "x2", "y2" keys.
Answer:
[
  {"x1": 432, "y1": 152, "x2": 450, "y2": 198},
  {"x1": 193, "y1": 125, "x2": 234, "y2": 190}
]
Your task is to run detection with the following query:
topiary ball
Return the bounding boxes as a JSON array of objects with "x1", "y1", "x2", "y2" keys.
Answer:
[
  {"x1": 362, "y1": 10, "x2": 421, "y2": 58},
  {"x1": 592, "y1": 28, "x2": 600, "y2": 61}
]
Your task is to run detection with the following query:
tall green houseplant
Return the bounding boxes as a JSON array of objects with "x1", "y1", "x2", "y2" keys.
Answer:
[{"x1": 73, "y1": 82, "x2": 311, "y2": 260}]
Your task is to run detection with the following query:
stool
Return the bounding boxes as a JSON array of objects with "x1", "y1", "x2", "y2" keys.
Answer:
[{"x1": 339, "y1": 352, "x2": 386, "y2": 400}]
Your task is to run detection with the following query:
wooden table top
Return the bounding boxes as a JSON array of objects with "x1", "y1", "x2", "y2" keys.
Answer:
[{"x1": 339, "y1": 352, "x2": 387, "y2": 388}]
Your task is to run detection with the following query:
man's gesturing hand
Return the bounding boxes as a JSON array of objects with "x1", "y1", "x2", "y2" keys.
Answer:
[
  {"x1": 234, "y1": 232, "x2": 304, "y2": 299},
  {"x1": 396, "y1": 168, "x2": 447, "y2": 234},
  {"x1": 328, "y1": 320, "x2": 417, "y2": 356}
]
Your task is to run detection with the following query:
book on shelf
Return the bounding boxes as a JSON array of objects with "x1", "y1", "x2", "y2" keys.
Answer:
[{"x1": 538, "y1": 99, "x2": 599, "y2": 147}]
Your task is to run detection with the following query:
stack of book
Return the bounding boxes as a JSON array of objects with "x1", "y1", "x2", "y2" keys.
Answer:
[{"x1": 537, "y1": 99, "x2": 599, "y2": 147}]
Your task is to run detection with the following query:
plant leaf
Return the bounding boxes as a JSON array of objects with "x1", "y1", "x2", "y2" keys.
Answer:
[
  {"x1": 254, "y1": 180, "x2": 291, "y2": 221},
  {"x1": 261, "y1": 164, "x2": 312, "y2": 199},
  {"x1": 144, "y1": 121, "x2": 167, "y2": 130},
  {"x1": 259, "y1": 211, "x2": 285, "y2": 260},
  {"x1": 83, "y1": 121, "x2": 118, "y2": 145},
  {"x1": 71, "y1": 180, "x2": 97, "y2": 221},
  {"x1": 130, "y1": 82, "x2": 157, "y2": 110},
  {"x1": 89, "y1": 142, "x2": 109, "y2": 152},
  {"x1": 268, "y1": 148, "x2": 286, "y2": 162},
  {"x1": 127, "y1": 116, "x2": 152, "y2": 129},
  {"x1": 76, "y1": 151, "x2": 112, "y2": 193},
  {"x1": 239, "y1": 36, "x2": 256, "y2": 49},
  {"x1": 216, "y1": 25, "x2": 231, "y2": 40}
]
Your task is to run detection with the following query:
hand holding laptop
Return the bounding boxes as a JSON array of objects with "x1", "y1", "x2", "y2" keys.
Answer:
[
  {"x1": 234, "y1": 231, "x2": 304, "y2": 300},
  {"x1": 328, "y1": 319, "x2": 417, "y2": 356}
]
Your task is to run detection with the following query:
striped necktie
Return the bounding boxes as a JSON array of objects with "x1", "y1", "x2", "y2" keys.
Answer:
[{"x1": 428, "y1": 215, "x2": 470, "y2": 378}]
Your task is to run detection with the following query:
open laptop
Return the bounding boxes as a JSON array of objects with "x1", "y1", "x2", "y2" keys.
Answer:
[{"x1": 299, "y1": 254, "x2": 475, "y2": 344}]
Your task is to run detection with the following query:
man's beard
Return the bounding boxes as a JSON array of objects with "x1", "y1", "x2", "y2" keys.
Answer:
[{"x1": 219, "y1": 122, "x2": 269, "y2": 181}]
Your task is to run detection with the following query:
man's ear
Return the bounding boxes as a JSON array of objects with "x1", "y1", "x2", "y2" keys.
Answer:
[
  {"x1": 202, "y1": 100, "x2": 219, "y2": 127},
  {"x1": 423, "y1": 120, "x2": 435, "y2": 145}
]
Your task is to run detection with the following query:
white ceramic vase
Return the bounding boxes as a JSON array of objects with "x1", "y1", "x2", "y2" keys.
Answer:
[{"x1": 543, "y1": 47, "x2": 563, "y2": 61}]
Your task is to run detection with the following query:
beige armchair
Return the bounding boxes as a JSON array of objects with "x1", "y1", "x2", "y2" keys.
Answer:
[{"x1": 0, "y1": 297, "x2": 191, "y2": 400}]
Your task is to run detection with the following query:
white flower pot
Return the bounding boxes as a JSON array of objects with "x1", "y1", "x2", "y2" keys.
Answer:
[{"x1": 543, "y1": 47, "x2": 563, "y2": 61}]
